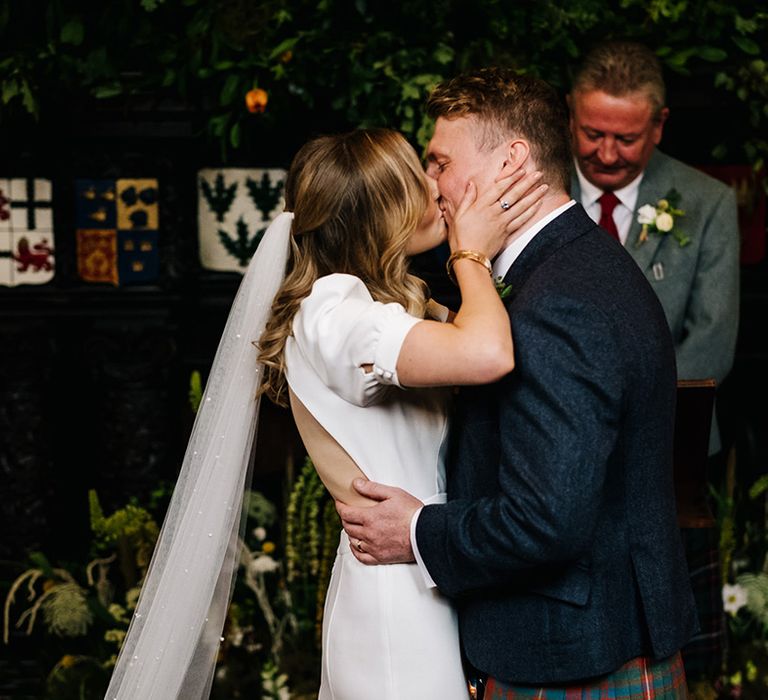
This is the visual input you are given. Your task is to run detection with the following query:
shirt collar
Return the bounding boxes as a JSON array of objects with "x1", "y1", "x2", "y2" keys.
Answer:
[
  {"x1": 574, "y1": 159, "x2": 645, "y2": 211},
  {"x1": 493, "y1": 200, "x2": 577, "y2": 279}
]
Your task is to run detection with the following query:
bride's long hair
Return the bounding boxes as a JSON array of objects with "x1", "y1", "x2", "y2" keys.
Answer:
[{"x1": 258, "y1": 128, "x2": 430, "y2": 405}]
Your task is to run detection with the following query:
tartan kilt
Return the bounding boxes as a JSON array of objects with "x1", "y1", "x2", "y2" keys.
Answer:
[{"x1": 484, "y1": 652, "x2": 687, "y2": 699}]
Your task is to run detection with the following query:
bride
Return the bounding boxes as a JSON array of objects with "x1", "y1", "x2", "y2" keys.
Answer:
[{"x1": 105, "y1": 128, "x2": 544, "y2": 699}]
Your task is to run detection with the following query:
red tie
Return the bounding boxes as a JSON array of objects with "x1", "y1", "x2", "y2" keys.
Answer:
[{"x1": 598, "y1": 191, "x2": 621, "y2": 242}]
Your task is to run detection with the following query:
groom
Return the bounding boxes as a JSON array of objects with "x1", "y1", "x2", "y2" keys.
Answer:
[{"x1": 338, "y1": 68, "x2": 697, "y2": 695}]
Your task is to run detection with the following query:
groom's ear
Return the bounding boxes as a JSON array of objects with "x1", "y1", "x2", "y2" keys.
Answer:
[{"x1": 502, "y1": 139, "x2": 531, "y2": 172}]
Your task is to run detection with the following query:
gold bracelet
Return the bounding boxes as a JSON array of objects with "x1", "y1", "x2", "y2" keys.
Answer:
[{"x1": 446, "y1": 250, "x2": 493, "y2": 285}]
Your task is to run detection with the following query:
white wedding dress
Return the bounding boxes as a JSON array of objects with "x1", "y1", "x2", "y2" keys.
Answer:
[{"x1": 284, "y1": 273, "x2": 468, "y2": 700}]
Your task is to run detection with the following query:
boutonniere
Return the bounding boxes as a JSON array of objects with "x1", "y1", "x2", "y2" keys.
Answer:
[
  {"x1": 494, "y1": 276, "x2": 512, "y2": 299},
  {"x1": 636, "y1": 188, "x2": 690, "y2": 248}
]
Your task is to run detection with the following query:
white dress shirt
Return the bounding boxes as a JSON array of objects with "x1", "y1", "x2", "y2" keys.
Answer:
[
  {"x1": 410, "y1": 199, "x2": 577, "y2": 588},
  {"x1": 574, "y1": 161, "x2": 644, "y2": 246}
]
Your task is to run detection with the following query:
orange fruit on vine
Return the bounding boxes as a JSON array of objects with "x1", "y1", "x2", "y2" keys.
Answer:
[{"x1": 245, "y1": 88, "x2": 268, "y2": 114}]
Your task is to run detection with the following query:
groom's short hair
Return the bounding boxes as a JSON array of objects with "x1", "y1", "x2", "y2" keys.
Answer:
[{"x1": 427, "y1": 67, "x2": 571, "y2": 192}]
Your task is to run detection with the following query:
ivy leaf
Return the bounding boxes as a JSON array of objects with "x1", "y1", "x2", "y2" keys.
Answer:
[
  {"x1": 161, "y1": 68, "x2": 176, "y2": 87},
  {"x1": 92, "y1": 83, "x2": 123, "y2": 99},
  {"x1": 732, "y1": 35, "x2": 760, "y2": 56},
  {"x1": 219, "y1": 73, "x2": 240, "y2": 107},
  {"x1": 208, "y1": 114, "x2": 228, "y2": 138},
  {"x1": 268, "y1": 37, "x2": 299, "y2": 61},
  {"x1": 229, "y1": 121, "x2": 241, "y2": 149},
  {"x1": 28, "y1": 551, "x2": 54, "y2": 576},
  {"x1": 665, "y1": 48, "x2": 695, "y2": 73},
  {"x1": 20, "y1": 78, "x2": 38, "y2": 118},
  {"x1": 734, "y1": 15, "x2": 758, "y2": 34},
  {"x1": 749, "y1": 474, "x2": 768, "y2": 500},
  {"x1": 713, "y1": 71, "x2": 733, "y2": 89},
  {"x1": 711, "y1": 143, "x2": 728, "y2": 160},
  {"x1": 433, "y1": 44, "x2": 454, "y2": 65},
  {"x1": 60, "y1": 19, "x2": 84, "y2": 46},
  {"x1": 401, "y1": 82, "x2": 420, "y2": 100},
  {"x1": 696, "y1": 47, "x2": 727, "y2": 63},
  {"x1": 1, "y1": 79, "x2": 19, "y2": 105}
]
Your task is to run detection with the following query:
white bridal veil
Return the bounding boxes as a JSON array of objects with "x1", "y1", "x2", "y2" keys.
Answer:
[{"x1": 105, "y1": 212, "x2": 294, "y2": 699}]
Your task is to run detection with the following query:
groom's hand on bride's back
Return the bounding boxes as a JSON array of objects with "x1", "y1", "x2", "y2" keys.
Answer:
[{"x1": 336, "y1": 479, "x2": 422, "y2": 565}]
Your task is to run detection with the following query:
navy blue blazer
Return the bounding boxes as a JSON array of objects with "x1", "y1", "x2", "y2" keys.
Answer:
[{"x1": 416, "y1": 203, "x2": 697, "y2": 685}]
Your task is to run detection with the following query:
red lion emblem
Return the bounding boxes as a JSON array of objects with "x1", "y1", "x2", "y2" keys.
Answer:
[{"x1": 14, "y1": 237, "x2": 54, "y2": 272}]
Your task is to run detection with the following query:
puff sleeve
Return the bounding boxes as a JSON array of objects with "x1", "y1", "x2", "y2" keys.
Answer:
[{"x1": 290, "y1": 274, "x2": 422, "y2": 406}]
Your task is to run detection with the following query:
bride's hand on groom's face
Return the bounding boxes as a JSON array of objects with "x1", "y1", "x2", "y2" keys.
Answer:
[
  {"x1": 336, "y1": 479, "x2": 423, "y2": 565},
  {"x1": 445, "y1": 169, "x2": 547, "y2": 258}
]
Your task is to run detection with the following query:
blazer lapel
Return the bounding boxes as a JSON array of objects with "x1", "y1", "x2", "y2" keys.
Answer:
[
  {"x1": 502, "y1": 203, "x2": 595, "y2": 297},
  {"x1": 626, "y1": 150, "x2": 668, "y2": 272}
]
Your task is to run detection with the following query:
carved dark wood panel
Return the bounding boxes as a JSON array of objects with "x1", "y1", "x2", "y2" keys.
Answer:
[{"x1": 0, "y1": 325, "x2": 55, "y2": 561}]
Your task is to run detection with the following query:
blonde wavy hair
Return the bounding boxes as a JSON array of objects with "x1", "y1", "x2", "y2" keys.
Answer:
[{"x1": 257, "y1": 128, "x2": 430, "y2": 406}]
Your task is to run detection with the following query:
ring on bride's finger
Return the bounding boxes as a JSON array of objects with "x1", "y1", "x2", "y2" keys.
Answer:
[
  {"x1": 355, "y1": 540, "x2": 364, "y2": 553},
  {"x1": 500, "y1": 200, "x2": 511, "y2": 211}
]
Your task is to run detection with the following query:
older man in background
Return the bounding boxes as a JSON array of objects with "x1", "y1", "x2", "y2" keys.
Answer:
[{"x1": 569, "y1": 40, "x2": 740, "y2": 684}]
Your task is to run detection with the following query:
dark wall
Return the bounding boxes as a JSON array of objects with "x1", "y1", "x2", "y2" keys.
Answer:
[{"x1": 0, "y1": 102, "x2": 306, "y2": 572}]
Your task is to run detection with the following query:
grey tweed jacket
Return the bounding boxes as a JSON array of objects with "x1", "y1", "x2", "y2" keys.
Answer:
[{"x1": 572, "y1": 149, "x2": 740, "y2": 452}]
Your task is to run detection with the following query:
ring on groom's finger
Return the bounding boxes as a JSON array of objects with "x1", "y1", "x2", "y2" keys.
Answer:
[
  {"x1": 500, "y1": 200, "x2": 511, "y2": 211},
  {"x1": 355, "y1": 540, "x2": 364, "y2": 553}
]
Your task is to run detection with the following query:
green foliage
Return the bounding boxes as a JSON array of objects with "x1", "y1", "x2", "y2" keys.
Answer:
[
  {"x1": 88, "y1": 489, "x2": 159, "y2": 588},
  {"x1": 710, "y1": 451, "x2": 768, "y2": 697},
  {"x1": 88, "y1": 490, "x2": 158, "y2": 550},
  {"x1": 285, "y1": 457, "x2": 324, "y2": 583},
  {"x1": 3, "y1": 489, "x2": 156, "y2": 698},
  {"x1": 246, "y1": 490, "x2": 278, "y2": 528},
  {"x1": 0, "y1": 1, "x2": 765, "y2": 171},
  {"x1": 284, "y1": 456, "x2": 339, "y2": 648},
  {"x1": 188, "y1": 369, "x2": 203, "y2": 413}
]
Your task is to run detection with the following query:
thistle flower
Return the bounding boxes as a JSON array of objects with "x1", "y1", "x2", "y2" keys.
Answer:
[{"x1": 42, "y1": 583, "x2": 92, "y2": 637}]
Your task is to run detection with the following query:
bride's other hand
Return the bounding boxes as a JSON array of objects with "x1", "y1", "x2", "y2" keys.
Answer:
[{"x1": 444, "y1": 169, "x2": 547, "y2": 259}]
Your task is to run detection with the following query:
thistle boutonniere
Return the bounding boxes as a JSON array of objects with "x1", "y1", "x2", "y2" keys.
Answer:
[
  {"x1": 494, "y1": 276, "x2": 512, "y2": 299},
  {"x1": 636, "y1": 188, "x2": 689, "y2": 248}
]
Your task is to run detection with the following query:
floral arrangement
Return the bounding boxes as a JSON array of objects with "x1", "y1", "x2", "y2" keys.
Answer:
[
  {"x1": 2, "y1": 491, "x2": 156, "y2": 697},
  {"x1": 3, "y1": 464, "x2": 338, "y2": 699},
  {"x1": 702, "y1": 453, "x2": 768, "y2": 699},
  {"x1": 636, "y1": 188, "x2": 690, "y2": 247}
]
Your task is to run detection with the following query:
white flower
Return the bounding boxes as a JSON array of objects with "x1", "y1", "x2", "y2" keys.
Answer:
[
  {"x1": 655, "y1": 212, "x2": 674, "y2": 232},
  {"x1": 723, "y1": 583, "x2": 748, "y2": 615},
  {"x1": 637, "y1": 204, "x2": 658, "y2": 225},
  {"x1": 252, "y1": 526, "x2": 267, "y2": 541},
  {"x1": 248, "y1": 554, "x2": 279, "y2": 575}
]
